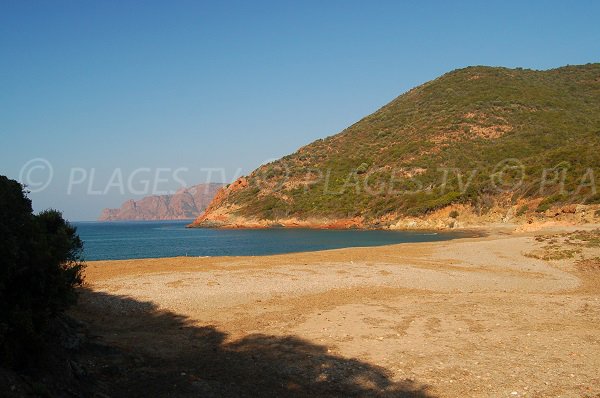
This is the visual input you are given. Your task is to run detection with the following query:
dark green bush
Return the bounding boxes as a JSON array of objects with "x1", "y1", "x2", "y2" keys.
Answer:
[
  {"x1": 356, "y1": 163, "x2": 369, "y2": 175},
  {"x1": 516, "y1": 204, "x2": 529, "y2": 216},
  {"x1": 586, "y1": 194, "x2": 600, "y2": 204},
  {"x1": 0, "y1": 176, "x2": 84, "y2": 367},
  {"x1": 536, "y1": 194, "x2": 565, "y2": 213}
]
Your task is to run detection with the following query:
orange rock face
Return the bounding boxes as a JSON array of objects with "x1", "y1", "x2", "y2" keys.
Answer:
[
  {"x1": 98, "y1": 183, "x2": 224, "y2": 221},
  {"x1": 189, "y1": 178, "x2": 248, "y2": 226}
]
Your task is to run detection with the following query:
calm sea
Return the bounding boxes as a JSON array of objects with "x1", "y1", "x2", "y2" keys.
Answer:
[{"x1": 73, "y1": 220, "x2": 470, "y2": 261}]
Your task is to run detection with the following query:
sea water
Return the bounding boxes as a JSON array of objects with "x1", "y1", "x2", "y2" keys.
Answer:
[{"x1": 74, "y1": 220, "x2": 470, "y2": 261}]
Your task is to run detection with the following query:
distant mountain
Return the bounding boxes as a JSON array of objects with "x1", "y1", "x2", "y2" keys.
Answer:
[
  {"x1": 191, "y1": 63, "x2": 600, "y2": 229},
  {"x1": 99, "y1": 183, "x2": 224, "y2": 221}
]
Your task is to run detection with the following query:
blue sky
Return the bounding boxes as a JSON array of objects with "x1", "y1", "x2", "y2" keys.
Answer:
[{"x1": 1, "y1": 0, "x2": 599, "y2": 220}]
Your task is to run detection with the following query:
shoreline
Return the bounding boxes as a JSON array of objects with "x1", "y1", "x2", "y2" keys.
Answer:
[
  {"x1": 83, "y1": 227, "x2": 487, "y2": 263},
  {"x1": 84, "y1": 222, "x2": 600, "y2": 263},
  {"x1": 188, "y1": 202, "x2": 600, "y2": 231}
]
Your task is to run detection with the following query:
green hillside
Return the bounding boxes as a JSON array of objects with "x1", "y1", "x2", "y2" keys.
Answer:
[{"x1": 204, "y1": 64, "x2": 600, "y2": 223}]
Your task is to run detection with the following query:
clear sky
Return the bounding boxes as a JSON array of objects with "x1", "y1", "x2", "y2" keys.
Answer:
[{"x1": 1, "y1": 0, "x2": 599, "y2": 220}]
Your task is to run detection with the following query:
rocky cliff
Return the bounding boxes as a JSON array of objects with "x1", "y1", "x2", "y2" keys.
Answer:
[{"x1": 99, "y1": 183, "x2": 223, "y2": 221}]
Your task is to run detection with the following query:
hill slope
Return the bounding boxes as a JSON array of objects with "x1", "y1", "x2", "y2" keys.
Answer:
[
  {"x1": 191, "y1": 64, "x2": 600, "y2": 229},
  {"x1": 99, "y1": 183, "x2": 223, "y2": 221}
]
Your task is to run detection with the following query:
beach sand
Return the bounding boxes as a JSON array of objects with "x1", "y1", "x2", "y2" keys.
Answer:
[{"x1": 72, "y1": 225, "x2": 600, "y2": 397}]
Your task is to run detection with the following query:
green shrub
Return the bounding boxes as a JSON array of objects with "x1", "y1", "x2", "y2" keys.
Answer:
[
  {"x1": 536, "y1": 194, "x2": 565, "y2": 213},
  {"x1": 356, "y1": 163, "x2": 369, "y2": 174},
  {"x1": 406, "y1": 191, "x2": 462, "y2": 216},
  {"x1": 516, "y1": 204, "x2": 529, "y2": 216},
  {"x1": 0, "y1": 176, "x2": 84, "y2": 367},
  {"x1": 449, "y1": 210, "x2": 459, "y2": 218},
  {"x1": 586, "y1": 194, "x2": 600, "y2": 204},
  {"x1": 536, "y1": 202, "x2": 552, "y2": 213}
]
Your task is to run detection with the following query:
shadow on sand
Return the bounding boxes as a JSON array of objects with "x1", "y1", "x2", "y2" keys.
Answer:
[{"x1": 72, "y1": 287, "x2": 434, "y2": 398}]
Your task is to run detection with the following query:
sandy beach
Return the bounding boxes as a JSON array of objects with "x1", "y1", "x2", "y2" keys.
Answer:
[{"x1": 72, "y1": 225, "x2": 600, "y2": 397}]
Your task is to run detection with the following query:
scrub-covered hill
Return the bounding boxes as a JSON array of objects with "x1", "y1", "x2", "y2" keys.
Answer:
[{"x1": 192, "y1": 64, "x2": 600, "y2": 229}]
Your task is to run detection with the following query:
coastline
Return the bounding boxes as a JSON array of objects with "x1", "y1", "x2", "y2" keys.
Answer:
[
  {"x1": 188, "y1": 202, "x2": 600, "y2": 231},
  {"x1": 82, "y1": 226, "x2": 491, "y2": 277},
  {"x1": 73, "y1": 224, "x2": 600, "y2": 396},
  {"x1": 77, "y1": 222, "x2": 484, "y2": 261}
]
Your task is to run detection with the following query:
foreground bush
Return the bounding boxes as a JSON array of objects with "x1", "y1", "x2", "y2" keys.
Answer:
[{"x1": 0, "y1": 176, "x2": 84, "y2": 367}]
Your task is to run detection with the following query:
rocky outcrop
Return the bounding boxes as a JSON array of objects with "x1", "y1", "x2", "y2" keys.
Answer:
[
  {"x1": 190, "y1": 198, "x2": 600, "y2": 230},
  {"x1": 99, "y1": 183, "x2": 223, "y2": 221}
]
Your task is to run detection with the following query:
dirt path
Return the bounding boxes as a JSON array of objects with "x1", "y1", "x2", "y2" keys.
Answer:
[{"x1": 73, "y1": 228, "x2": 600, "y2": 397}]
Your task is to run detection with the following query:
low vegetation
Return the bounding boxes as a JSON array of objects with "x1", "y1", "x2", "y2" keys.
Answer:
[{"x1": 527, "y1": 229, "x2": 600, "y2": 268}]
